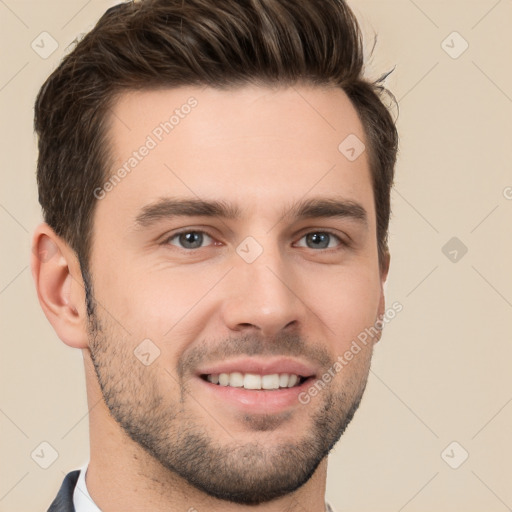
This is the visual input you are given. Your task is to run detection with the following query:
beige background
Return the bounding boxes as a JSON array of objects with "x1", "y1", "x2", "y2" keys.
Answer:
[{"x1": 1, "y1": 0, "x2": 511, "y2": 510}]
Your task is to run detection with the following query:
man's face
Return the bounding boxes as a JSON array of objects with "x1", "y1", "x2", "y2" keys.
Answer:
[{"x1": 86, "y1": 85, "x2": 387, "y2": 504}]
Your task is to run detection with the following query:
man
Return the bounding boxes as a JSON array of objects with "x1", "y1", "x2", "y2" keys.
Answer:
[{"x1": 31, "y1": 0, "x2": 398, "y2": 510}]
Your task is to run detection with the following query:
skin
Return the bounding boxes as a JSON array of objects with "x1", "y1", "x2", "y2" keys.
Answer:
[{"x1": 32, "y1": 84, "x2": 390, "y2": 512}]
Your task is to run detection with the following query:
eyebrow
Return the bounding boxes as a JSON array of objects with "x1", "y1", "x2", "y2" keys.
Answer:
[{"x1": 134, "y1": 196, "x2": 368, "y2": 228}]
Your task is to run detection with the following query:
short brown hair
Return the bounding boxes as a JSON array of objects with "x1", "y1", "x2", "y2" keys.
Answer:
[{"x1": 34, "y1": 0, "x2": 398, "y2": 274}]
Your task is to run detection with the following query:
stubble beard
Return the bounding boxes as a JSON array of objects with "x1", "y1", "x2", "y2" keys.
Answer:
[{"x1": 86, "y1": 295, "x2": 370, "y2": 505}]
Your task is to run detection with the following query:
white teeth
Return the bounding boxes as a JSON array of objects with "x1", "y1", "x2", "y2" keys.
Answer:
[
  {"x1": 207, "y1": 374, "x2": 219, "y2": 384},
  {"x1": 229, "y1": 372, "x2": 244, "y2": 387},
  {"x1": 244, "y1": 373, "x2": 261, "y2": 389},
  {"x1": 205, "y1": 372, "x2": 304, "y2": 390},
  {"x1": 261, "y1": 374, "x2": 280, "y2": 390},
  {"x1": 279, "y1": 374, "x2": 289, "y2": 388},
  {"x1": 287, "y1": 374, "x2": 298, "y2": 388}
]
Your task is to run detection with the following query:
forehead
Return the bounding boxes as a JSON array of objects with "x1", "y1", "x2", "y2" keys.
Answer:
[{"x1": 100, "y1": 84, "x2": 374, "y2": 225}]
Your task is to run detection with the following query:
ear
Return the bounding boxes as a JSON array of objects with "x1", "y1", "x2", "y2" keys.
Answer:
[
  {"x1": 31, "y1": 223, "x2": 89, "y2": 349},
  {"x1": 375, "y1": 251, "x2": 391, "y2": 343}
]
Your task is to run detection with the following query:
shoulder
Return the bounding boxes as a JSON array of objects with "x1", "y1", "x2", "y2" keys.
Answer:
[
  {"x1": 47, "y1": 470, "x2": 80, "y2": 512},
  {"x1": 325, "y1": 502, "x2": 339, "y2": 512}
]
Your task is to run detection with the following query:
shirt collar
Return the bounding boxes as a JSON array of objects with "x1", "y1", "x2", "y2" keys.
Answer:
[{"x1": 73, "y1": 462, "x2": 102, "y2": 512}]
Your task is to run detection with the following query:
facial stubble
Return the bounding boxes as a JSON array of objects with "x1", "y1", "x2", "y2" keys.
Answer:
[{"x1": 85, "y1": 283, "x2": 370, "y2": 505}]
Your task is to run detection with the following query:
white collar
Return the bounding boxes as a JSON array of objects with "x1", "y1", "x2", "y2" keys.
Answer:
[{"x1": 73, "y1": 462, "x2": 102, "y2": 512}]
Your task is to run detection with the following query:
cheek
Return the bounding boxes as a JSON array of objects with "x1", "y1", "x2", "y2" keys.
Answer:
[
  {"x1": 306, "y1": 265, "x2": 382, "y2": 339},
  {"x1": 103, "y1": 266, "x2": 219, "y2": 345}
]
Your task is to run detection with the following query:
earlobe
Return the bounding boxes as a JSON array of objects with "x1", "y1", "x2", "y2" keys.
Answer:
[{"x1": 31, "y1": 224, "x2": 89, "y2": 349}]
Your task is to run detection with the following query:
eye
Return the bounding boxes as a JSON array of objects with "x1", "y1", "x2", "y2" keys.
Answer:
[
  {"x1": 165, "y1": 230, "x2": 215, "y2": 250},
  {"x1": 163, "y1": 229, "x2": 346, "y2": 251},
  {"x1": 295, "y1": 231, "x2": 345, "y2": 250}
]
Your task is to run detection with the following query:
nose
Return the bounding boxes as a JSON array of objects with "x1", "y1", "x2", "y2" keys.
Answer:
[{"x1": 220, "y1": 245, "x2": 307, "y2": 338}]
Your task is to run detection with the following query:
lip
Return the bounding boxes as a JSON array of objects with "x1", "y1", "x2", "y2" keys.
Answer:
[
  {"x1": 195, "y1": 356, "x2": 318, "y2": 378},
  {"x1": 194, "y1": 373, "x2": 315, "y2": 413}
]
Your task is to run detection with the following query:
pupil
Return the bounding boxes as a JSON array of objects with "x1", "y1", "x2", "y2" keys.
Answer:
[
  {"x1": 181, "y1": 232, "x2": 202, "y2": 248},
  {"x1": 308, "y1": 232, "x2": 328, "y2": 249}
]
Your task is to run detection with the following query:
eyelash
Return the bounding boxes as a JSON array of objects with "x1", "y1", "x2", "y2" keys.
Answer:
[{"x1": 162, "y1": 229, "x2": 348, "y2": 251}]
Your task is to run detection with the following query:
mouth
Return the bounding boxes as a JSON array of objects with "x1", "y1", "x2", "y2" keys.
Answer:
[
  {"x1": 194, "y1": 359, "x2": 318, "y2": 414},
  {"x1": 193, "y1": 357, "x2": 318, "y2": 412}
]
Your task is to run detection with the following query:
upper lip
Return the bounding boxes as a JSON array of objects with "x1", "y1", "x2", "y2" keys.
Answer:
[{"x1": 196, "y1": 357, "x2": 318, "y2": 378}]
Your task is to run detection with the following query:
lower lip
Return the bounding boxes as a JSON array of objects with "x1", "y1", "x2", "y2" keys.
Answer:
[{"x1": 195, "y1": 376, "x2": 314, "y2": 414}]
